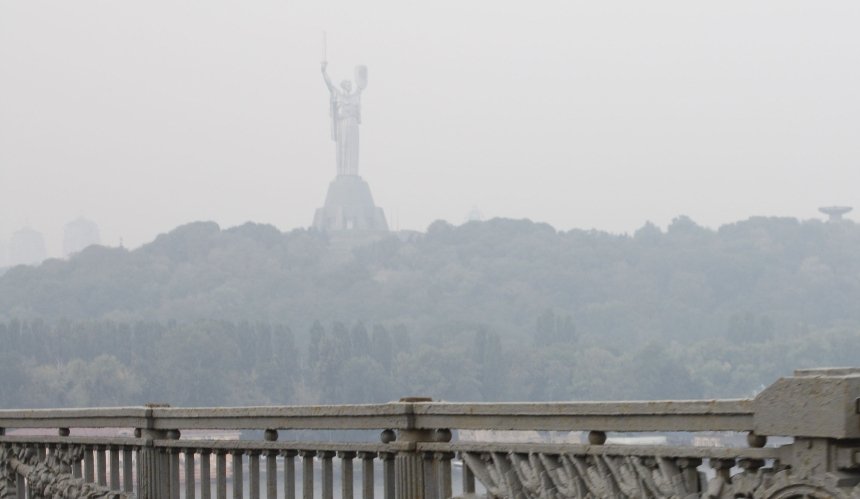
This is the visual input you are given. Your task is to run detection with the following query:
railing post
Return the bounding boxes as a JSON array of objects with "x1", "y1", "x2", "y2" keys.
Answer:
[
  {"x1": 394, "y1": 433, "x2": 428, "y2": 499},
  {"x1": 751, "y1": 368, "x2": 860, "y2": 493},
  {"x1": 392, "y1": 397, "x2": 435, "y2": 499},
  {"x1": 137, "y1": 429, "x2": 167, "y2": 498},
  {"x1": 137, "y1": 404, "x2": 171, "y2": 499}
]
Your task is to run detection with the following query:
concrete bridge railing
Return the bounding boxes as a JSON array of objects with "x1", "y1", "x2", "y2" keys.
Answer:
[{"x1": 2, "y1": 367, "x2": 860, "y2": 498}]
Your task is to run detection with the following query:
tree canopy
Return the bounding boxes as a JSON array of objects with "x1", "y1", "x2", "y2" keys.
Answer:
[{"x1": 1, "y1": 216, "x2": 859, "y2": 407}]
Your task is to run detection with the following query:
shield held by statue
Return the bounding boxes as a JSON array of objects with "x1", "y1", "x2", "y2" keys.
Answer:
[{"x1": 355, "y1": 65, "x2": 368, "y2": 90}]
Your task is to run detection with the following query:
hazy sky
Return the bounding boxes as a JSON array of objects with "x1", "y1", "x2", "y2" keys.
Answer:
[{"x1": 2, "y1": 1, "x2": 859, "y2": 256}]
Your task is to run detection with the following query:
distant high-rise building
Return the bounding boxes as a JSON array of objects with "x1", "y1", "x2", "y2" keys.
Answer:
[
  {"x1": 9, "y1": 227, "x2": 47, "y2": 267},
  {"x1": 63, "y1": 218, "x2": 101, "y2": 256}
]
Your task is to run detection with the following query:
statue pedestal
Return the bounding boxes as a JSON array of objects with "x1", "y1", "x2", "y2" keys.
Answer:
[{"x1": 312, "y1": 175, "x2": 388, "y2": 232}]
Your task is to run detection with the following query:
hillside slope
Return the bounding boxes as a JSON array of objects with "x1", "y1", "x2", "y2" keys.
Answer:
[{"x1": 2, "y1": 217, "x2": 859, "y2": 346}]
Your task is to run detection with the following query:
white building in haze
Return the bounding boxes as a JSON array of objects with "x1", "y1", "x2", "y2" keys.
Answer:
[
  {"x1": 9, "y1": 227, "x2": 47, "y2": 267},
  {"x1": 63, "y1": 218, "x2": 101, "y2": 257}
]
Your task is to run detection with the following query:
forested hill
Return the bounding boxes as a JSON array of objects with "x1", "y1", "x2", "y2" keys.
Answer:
[
  {"x1": 2, "y1": 216, "x2": 860, "y2": 347},
  {"x1": 2, "y1": 216, "x2": 860, "y2": 407}
]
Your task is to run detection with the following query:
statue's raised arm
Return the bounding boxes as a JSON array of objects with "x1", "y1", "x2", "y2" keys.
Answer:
[{"x1": 321, "y1": 62, "x2": 337, "y2": 94}]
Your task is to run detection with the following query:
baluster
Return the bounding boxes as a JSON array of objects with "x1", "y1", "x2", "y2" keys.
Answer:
[
  {"x1": 265, "y1": 450, "x2": 277, "y2": 499},
  {"x1": 739, "y1": 457, "x2": 765, "y2": 483},
  {"x1": 358, "y1": 451, "x2": 374, "y2": 499},
  {"x1": 185, "y1": 449, "x2": 196, "y2": 499},
  {"x1": 122, "y1": 446, "x2": 134, "y2": 493},
  {"x1": 249, "y1": 450, "x2": 261, "y2": 499},
  {"x1": 300, "y1": 450, "x2": 315, "y2": 499},
  {"x1": 262, "y1": 430, "x2": 278, "y2": 499},
  {"x1": 16, "y1": 472, "x2": 25, "y2": 499},
  {"x1": 711, "y1": 459, "x2": 734, "y2": 485},
  {"x1": 169, "y1": 449, "x2": 181, "y2": 499},
  {"x1": 216, "y1": 450, "x2": 228, "y2": 499},
  {"x1": 320, "y1": 451, "x2": 334, "y2": 499},
  {"x1": 358, "y1": 452, "x2": 376, "y2": 499},
  {"x1": 73, "y1": 451, "x2": 83, "y2": 479},
  {"x1": 84, "y1": 446, "x2": 95, "y2": 483},
  {"x1": 233, "y1": 451, "x2": 245, "y2": 499},
  {"x1": 46, "y1": 443, "x2": 55, "y2": 472},
  {"x1": 283, "y1": 450, "x2": 297, "y2": 499},
  {"x1": 96, "y1": 445, "x2": 108, "y2": 486},
  {"x1": 436, "y1": 452, "x2": 453, "y2": 499},
  {"x1": 461, "y1": 453, "x2": 475, "y2": 495},
  {"x1": 338, "y1": 451, "x2": 355, "y2": 499},
  {"x1": 678, "y1": 458, "x2": 702, "y2": 493},
  {"x1": 109, "y1": 445, "x2": 121, "y2": 490},
  {"x1": 381, "y1": 452, "x2": 395, "y2": 499},
  {"x1": 57, "y1": 444, "x2": 72, "y2": 475},
  {"x1": 200, "y1": 450, "x2": 212, "y2": 499}
]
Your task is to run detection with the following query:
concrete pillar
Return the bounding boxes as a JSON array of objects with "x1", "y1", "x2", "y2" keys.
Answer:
[
  {"x1": 137, "y1": 428, "x2": 170, "y2": 499},
  {"x1": 394, "y1": 429, "x2": 434, "y2": 499}
]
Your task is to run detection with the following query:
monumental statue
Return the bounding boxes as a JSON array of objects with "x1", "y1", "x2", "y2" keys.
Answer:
[
  {"x1": 313, "y1": 54, "x2": 388, "y2": 232},
  {"x1": 322, "y1": 62, "x2": 366, "y2": 176}
]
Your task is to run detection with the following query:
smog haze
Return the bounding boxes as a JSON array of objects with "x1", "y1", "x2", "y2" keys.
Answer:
[{"x1": 2, "y1": 1, "x2": 859, "y2": 254}]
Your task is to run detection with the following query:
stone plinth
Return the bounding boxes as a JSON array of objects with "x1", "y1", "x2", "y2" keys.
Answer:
[{"x1": 313, "y1": 175, "x2": 388, "y2": 232}]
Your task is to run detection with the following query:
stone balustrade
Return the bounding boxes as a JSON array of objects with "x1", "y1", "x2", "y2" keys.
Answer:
[{"x1": 2, "y1": 367, "x2": 860, "y2": 498}]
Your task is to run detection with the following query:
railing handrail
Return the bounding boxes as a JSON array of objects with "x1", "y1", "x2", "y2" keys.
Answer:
[
  {"x1": 0, "y1": 398, "x2": 754, "y2": 433},
  {"x1": 412, "y1": 399, "x2": 754, "y2": 432},
  {"x1": 0, "y1": 407, "x2": 148, "y2": 429},
  {"x1": 5, "y1": 369, "x2": 860, "y2": 499}
]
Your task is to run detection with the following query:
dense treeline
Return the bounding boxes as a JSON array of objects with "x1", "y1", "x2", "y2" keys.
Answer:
[
  {"x1": 1, "y1": 216, "x2": 860, "y2": 407},
  {"x1": 2, "y1": 316, "x2": 859, "y2": 408}
]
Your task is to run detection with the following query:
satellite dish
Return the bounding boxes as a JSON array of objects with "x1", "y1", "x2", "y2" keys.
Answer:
[{"x1": 818, "y1": 206, "x2": 853, "y2": 222}]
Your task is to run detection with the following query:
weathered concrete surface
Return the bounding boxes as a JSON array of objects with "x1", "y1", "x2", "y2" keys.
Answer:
[{"x1": 754, "y1": 367, "x2": 860, "y2": 438}]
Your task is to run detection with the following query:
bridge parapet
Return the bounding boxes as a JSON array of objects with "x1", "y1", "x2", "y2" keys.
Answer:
[{"x1": 1, "y1": 368, "x2": 860, "y2": 498}]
